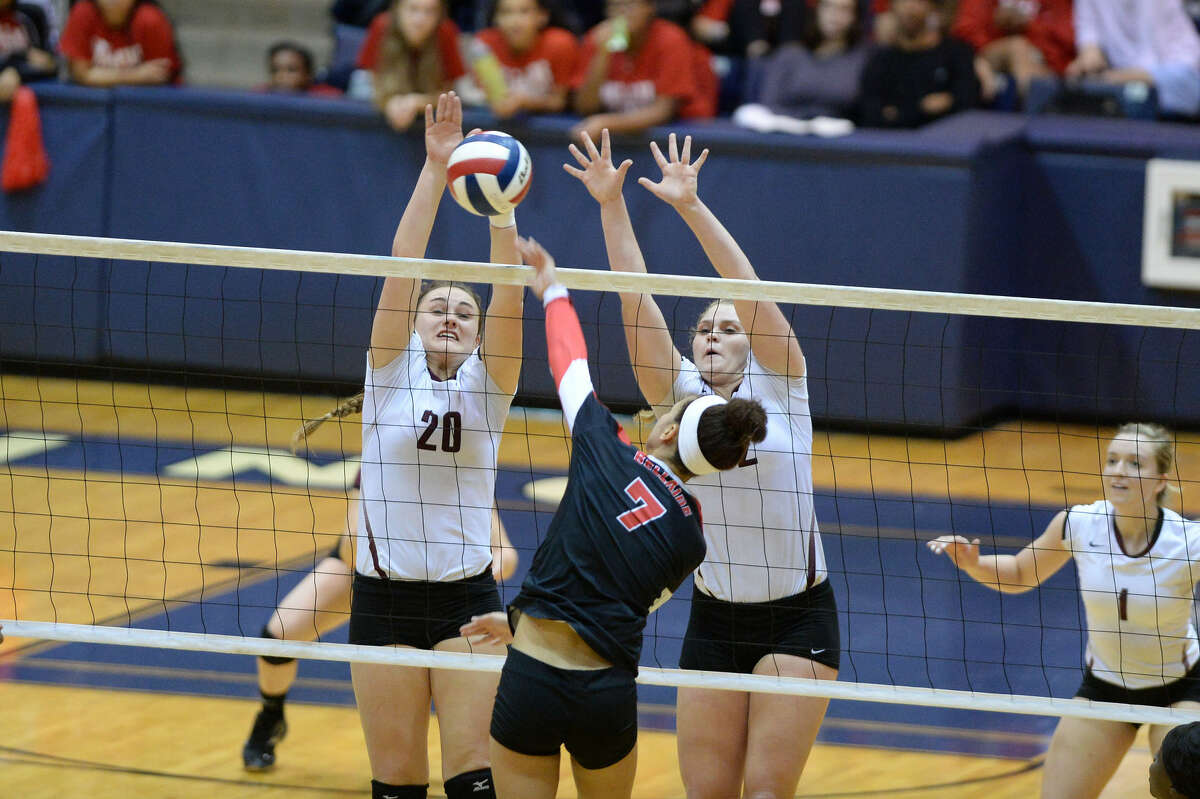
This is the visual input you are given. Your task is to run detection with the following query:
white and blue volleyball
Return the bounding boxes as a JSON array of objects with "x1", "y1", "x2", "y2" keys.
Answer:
[{"x1": 446, "y1": 131, "x2": 532, "y2": 217}]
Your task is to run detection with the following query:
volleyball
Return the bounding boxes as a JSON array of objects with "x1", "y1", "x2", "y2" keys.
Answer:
[{"x1": 446, "y1": 131, "x2": 532, "y2": 217}]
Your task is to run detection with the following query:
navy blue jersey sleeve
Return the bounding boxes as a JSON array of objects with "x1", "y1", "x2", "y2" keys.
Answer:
[{"x1": 571, "y1": 393, "x2": 633, "y2": 445}]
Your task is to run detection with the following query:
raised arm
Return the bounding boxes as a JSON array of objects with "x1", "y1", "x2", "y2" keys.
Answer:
[
  {"x1": 370, "y1": 92, "x2": 464, "y2": 369},
  {"x1": 927, "y1": 510, "x2": 1074, "y2": 594},
  {"x1": 564, "y1": 130, "x2": 681, "y2": 408},
  {"x1": 639, "y1": 133, "x2": 805, "y2": 379},
  {"x1": 480, "y1": 218, "x2": 525, "y2": 395},
  {"x1": 517, "y1": 237, "x2": 593, "y2": 432}
]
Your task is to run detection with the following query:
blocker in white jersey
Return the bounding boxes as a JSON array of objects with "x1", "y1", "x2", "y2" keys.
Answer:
[
  {"x1": 348, "y1": 92, "x2": 524, "y2": 799},
  {"x1": 658, "y1": 351, "x2": 824, "y2": 603},
  {"x1": 565, "y1": 129, "x2": 840, "y2": 799},
  {"x1": 460, "y1": 238, "x2": 766, "y2": 799},
  {"x1": 1066, "y1": 499, "x2": 1200, "y2": 690},
  {"x1": 929, "y1": 423, "x2": 1200, "y2": 799},
  {"x1": 358, "y1": 331, "x2": 513, "y2": 582}
]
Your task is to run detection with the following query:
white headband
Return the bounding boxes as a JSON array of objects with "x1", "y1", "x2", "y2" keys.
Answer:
[{"x1": 677, "y1": 395, "x2": 728, "y2": 476}]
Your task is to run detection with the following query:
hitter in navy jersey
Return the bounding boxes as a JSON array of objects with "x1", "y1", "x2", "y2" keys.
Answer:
[{"x1": 460, "y1": 237, "x2": 767, "y2": 799}]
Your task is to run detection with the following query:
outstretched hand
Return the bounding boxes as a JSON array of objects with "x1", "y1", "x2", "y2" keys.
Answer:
[
  {"x1": 459, "y1": 612, "x2": 513, "y2": 647},
  {"x1": 926, "y1": 535, "x2": 981, "y2": 570},
  {"x1": 638, "y1": 132, "x2": 708, "y2": 210},
  {"x1": 563, "y1": 128, "x2": 633, "y2": 205},
  {"x1": 424, "y1": 92, "x2": 465, "y2": 167},
  {"x1": 516, "y1": 236, "x2": 559, "y2": 301}
]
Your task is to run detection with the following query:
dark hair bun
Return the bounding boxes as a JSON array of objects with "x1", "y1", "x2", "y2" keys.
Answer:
[
  {"x1": 723, "y1": 399, "x2": 767, "y2": 445},
  {"x1": 693, "y1": 397, "x2": 768, "y2": 472}
]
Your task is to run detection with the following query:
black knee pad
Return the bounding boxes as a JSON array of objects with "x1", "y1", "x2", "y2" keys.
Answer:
[
  {"x1": 444, "y1": 768, "x2": 495, "y2": 799},
  {"x1": 259, "y1": 624, "x2": 296, "y2": 666},
  {"x1": 370, "y1": 780, "x2": 427, "y2": 799}
]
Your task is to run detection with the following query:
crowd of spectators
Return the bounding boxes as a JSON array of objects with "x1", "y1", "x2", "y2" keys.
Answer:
[
  {"x1": 4, "y1": 0, "x2": 1200, "y2": 134},
  {"x1": 323, "y1": 0, "x2": 1200, "y2": 128}
]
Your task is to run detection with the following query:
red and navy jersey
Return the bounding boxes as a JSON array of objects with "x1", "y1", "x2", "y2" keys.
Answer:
[{"x1": 510, "y1": 287, "x2": 706, "y2": 671}]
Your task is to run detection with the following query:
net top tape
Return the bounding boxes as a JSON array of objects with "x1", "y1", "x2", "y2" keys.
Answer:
[
  {"x1": 5, "y1": 620, "x2": 1200, "y2": 727},
  {"x1": 3, "y1": 231, "x2": 1199, "y2": 330}
]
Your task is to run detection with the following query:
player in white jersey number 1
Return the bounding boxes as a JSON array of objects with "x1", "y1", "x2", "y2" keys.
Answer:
[
  {"x1": 930, "y1": 423, "x2": 1200, "y2": 799},
  {"x1": 567, "y1": 129, "x2": 838, "y2": 799}
]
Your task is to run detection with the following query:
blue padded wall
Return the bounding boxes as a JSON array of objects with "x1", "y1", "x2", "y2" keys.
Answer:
[{"x1": 3, "y1": 87, "x2": 1199, "y2": 430}]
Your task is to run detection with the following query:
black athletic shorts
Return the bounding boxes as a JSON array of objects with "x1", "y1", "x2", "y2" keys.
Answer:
[
  {"x1": 491, "y1": 647, "x2": 637, "y2": 770},
  {"x1": 348, "y1": 569, "x2": 502, "y2": 649},
  {"x1": 1074, "y1": 661, "x2": 1200, "y2": 721},
  {"x1": 679, "y1": 578, "x2": 841, "y2": 673}
]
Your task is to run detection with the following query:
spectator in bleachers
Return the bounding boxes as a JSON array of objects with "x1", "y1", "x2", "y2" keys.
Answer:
[
  {"x1": 873, "y1": 0, "x2": 959, "y2": 45},
  {"x1": 755, "y1": 0, "x2": 868, "y2": 119},
  {"x1": 859, "y1": 0, "x2": 979, "y2": 127},
  {"x1": 263, "y1": 42, "x2": 342, "y2": 97},
  {"x1": 355, "y1": 0, "x2": 466, "y2": 130},
  {"x1": 690, "y1": 0, "x2": 808, "y2": 57},
  {"x1": 0, "y1": 0, "x2": 57, "y2": 101},
  {"x1": 59, "y1": 0, "x2": 181, "y2": 87},
  {"x1": 952, "y1": 0, "x2": 1073, "y2": 99},
  {"x1": 466, "y1": 0, "x2": 577, "y2": 117},
  {"x1": 572, "y1": 0, "x2": 717, "y2": 142},
  {"x1": 1065, "y1": 0, "x2": 1200, "y2": 118}
]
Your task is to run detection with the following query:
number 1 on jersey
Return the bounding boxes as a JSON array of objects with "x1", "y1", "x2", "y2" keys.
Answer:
[{"x1": 617, "y1": 477, "x2": 667, "y2": 532}]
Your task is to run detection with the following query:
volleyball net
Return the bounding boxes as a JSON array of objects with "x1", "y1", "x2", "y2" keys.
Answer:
[{"x1": 2, "y1": 231, "x2": 1200, "y2": 728}]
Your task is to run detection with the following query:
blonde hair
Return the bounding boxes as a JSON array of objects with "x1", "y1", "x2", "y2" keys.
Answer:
[
  {"x1": 1114, "y1": 422, "x2": 1177, "y2": 506},
  {"x1": 291, "y1": 393, "x2": 364, "y2": 454},
  {"x1": 373, "y1": 0, "x2": 449, "y2": 109}
]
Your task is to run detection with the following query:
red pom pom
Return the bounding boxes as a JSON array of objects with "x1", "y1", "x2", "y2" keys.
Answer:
[{"x1": 2, "y1": 86, "x2": 50, "y2": 193}]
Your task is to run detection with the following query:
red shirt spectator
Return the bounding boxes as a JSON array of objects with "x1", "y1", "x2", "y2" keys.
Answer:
[
  {"x1": 574, "y1": 18, "x2": 715, "y2": 119},
  {"x1": 466, "y1": 0, "x2": 578, "y2": 117},
  {"x1": 356, "y1": 0, "x2": 466, "y2": 131},
  {"x1": 355, "y1": 11, "x2": 464, "y2": 79},
  {"x1": 476, "y1": 26, "x2": 576, "y2": 96},
  {"x1": 952, "y1": 0, "x2": 1073, "y2": 74},
  {"x1": 59, "y1": 0, "x2": 181, "y2": 85}
]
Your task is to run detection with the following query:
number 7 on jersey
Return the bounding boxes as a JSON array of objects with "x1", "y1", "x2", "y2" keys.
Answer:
[{"x1": 616, "y1": 477, "x2": 668, "y2": 532}]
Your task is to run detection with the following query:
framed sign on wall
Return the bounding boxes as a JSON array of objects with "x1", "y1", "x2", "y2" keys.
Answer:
[{"x1": 1143, "y1": 158, "x2": 1200, "y2": 289}]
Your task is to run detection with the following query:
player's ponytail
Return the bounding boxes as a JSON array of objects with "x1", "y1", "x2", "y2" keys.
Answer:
[
  {"x1": 290, "y1": 393, "x2": 364, "y2": 454},
  {"x1": 696, "y1": 398, "x2": 767, "y2": 471}
]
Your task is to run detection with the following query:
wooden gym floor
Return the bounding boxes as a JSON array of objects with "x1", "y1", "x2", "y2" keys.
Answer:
[{"x1": 3, "y1": 373, "x2": 1196, "y2": 797}]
